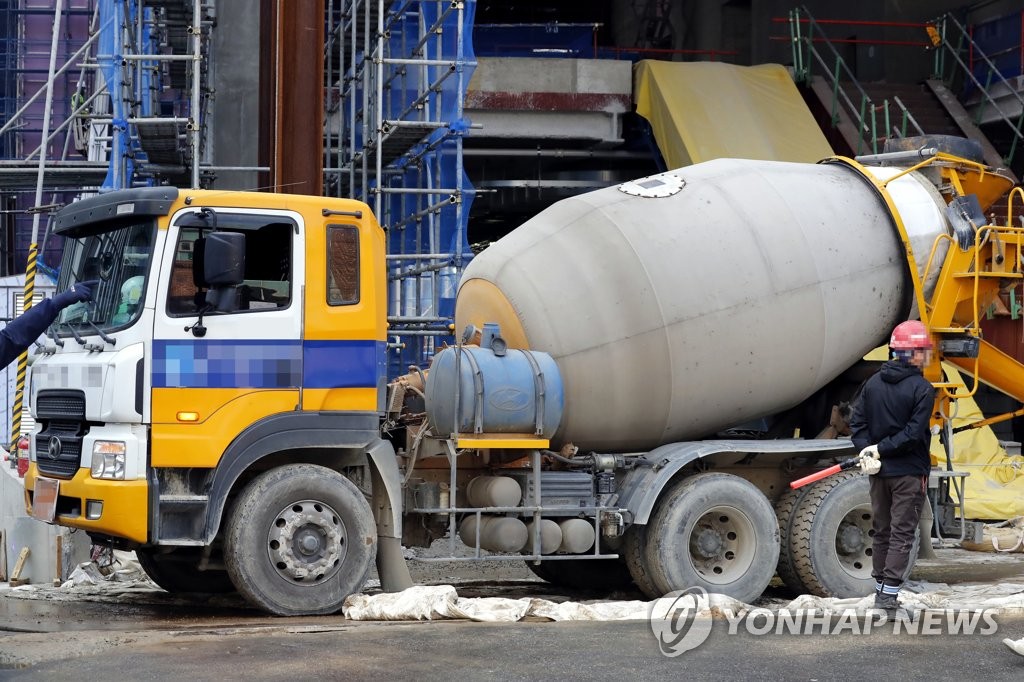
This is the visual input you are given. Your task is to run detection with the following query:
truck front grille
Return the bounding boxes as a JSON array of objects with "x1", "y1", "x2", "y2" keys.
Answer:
[
  {"x1": 34, "y1": 390, "x2": 87, "y2": 479},
  {"x1": 36, "y1": 390, "x2": 86, "y2": 421}
]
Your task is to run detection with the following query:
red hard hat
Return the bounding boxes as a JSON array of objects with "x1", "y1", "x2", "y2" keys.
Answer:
[{"x1": 890, "y1": 320, "x2": 933, "y2": 350}]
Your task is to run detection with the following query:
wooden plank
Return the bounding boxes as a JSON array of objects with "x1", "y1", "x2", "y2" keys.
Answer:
[
  {"x1": 10, "y1": 547, "x2": 29, "y2": 586},
  {"x1": 54, "y1": 534, "x2": 63, "y2": 585}
]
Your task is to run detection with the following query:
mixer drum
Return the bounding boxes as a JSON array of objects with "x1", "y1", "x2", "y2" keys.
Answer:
[{"x1": 455, "y1": 158, "x2": 949, "y2": 451}]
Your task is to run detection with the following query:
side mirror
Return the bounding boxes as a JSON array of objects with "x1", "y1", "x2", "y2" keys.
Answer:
[{"x1": 204, "y1": 232, "x2": 246, "y2": 311}]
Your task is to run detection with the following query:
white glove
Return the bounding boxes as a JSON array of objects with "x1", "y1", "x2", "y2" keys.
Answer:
[{"x1": 859, "y1": 445, "x2": 881, "y2": 475}]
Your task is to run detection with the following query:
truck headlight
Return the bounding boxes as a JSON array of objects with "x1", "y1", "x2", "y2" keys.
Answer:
[{"x1": 91, "y1": 441, "x2": 126, "y2": 480}]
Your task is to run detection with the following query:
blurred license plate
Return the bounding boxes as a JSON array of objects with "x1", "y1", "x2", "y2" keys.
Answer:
[{"x1": 31, "y1": 477, "x2": 59, "y2": 523}]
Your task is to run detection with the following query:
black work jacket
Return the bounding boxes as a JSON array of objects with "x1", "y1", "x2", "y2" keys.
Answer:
[
  {"x1": 849, "y1": 360, "x2": 934, "y2": 477},
  {"x1": 0, "y1": 298, "x2": 62, "y2": 368}
]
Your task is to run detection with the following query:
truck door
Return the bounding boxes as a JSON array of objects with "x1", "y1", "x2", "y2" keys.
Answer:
[{"x1": 150, "y1": 208, "x2": 305, "y2": 469}]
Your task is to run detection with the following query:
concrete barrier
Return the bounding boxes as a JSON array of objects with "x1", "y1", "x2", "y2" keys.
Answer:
[{"x1": 1, "y1": 454, "x2": 89, "y2": 584}]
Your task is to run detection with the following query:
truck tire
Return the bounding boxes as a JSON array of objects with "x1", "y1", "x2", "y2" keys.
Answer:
[
  {"x1": 774, "y1": 485, "x2": 811, "y2": 596},
  {"x1": 643, "y1": 472, "x2": 780, "y2": 604},
  {"x1": 524, "y1": 557, "x2": 635, "y2": 591},
  {"x1": 136, "y1": 547, "x2": 236, "y2": 594},
  {"x1": 224, "y1": 464, "x2": 376, "y2": 616},
  {"x1": 623, "y1": 525, "x2": 662, "y2": 598},
  {"x1": 788, "y1": 470, "x2": 919, "y2": 598}
]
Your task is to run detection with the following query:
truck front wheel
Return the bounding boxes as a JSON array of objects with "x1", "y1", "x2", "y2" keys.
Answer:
[
  {"x1": 224, "y1": 464, "x2": 376, "y2": 616},
  {"x1": 644, "y1": 472, "x2": 780, "y2": 604}
]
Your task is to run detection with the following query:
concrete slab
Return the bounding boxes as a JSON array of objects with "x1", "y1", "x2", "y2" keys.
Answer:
[
  {"x1": 1, "y1": 462, "x2": 89, "y2": 585},
  {"x1": 466, "y1": 58, "x2": 632, "y2": 144},
  {"x1": 467, "y1": 58, "x2": 632, "y2": 97}
]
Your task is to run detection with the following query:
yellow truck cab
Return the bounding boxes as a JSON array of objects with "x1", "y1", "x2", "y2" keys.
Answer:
[{"x1": 24, "y1": 187, "x2": 411, "y2": 615}]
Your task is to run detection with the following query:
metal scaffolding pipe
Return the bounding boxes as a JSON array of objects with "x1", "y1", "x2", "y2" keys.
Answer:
[
  {"x1": 379, "y1": 187, "x2": 458, "y2": 194},
  {"x1": 119, "y1": 53, "x2": 195, "y2": 61},
  {"x1": 23, "y1": 85, "x2": 109, "y2": 161},
  {"x1": 382, "y1": 57, "x2": 457, "y2": 67},
  {"x1": 0, "y1": 27, "x2": 103, "y2": 137},
  {"x1": 386, "y1": 253, "x2": 453, "y2": 260},
  {"x1": 91, "y1": 117, "x2": 191, "y2": 124},
  {"x1": 30, "y1": 0, "x2": 64, "y2": 242},
  {"x1": 191, "y1": 0, "x2": 203, "y2": 188}
]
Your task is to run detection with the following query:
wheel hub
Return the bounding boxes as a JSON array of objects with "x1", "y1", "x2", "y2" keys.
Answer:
[
  {"x1": 686, "y1": 506, "x2": 756, "y2": 584},
  {"x1": 693, "y1": 528, "x2": 725, "y2": 558},
  {"x1": 837, "y1": 523, "x2": 865, "y2": 554},
  {"x1": 297, "y1": 530, "x2": 321, "y2": 555},
  {"x1": 267, "y1": 500, "x2": 347, "y2": 585},
  {"x1": 834, "y1": 507, "x2": 873, "y2": 578}
]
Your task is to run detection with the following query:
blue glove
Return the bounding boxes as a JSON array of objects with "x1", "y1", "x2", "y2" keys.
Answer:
[{"x1": 52, "y1": 280, "x2": 99, "y2": 309}]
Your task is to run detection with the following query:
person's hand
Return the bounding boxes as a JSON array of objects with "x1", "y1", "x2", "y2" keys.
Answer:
[
  {"x1": 859, "y1": 444, "x2": 881, "y2": 475},
  {"x1": 53, "y1": 280, "x2": 99, "y2": 309}
]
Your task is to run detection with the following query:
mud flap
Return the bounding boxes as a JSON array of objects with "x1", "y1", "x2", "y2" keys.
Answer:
[{"x1": 366, "y1": 439, "x2": 414, "y2": 592}]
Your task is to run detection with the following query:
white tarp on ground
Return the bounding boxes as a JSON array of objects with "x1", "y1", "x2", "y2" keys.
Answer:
[
  {"x1": 342, "y1": 585, "x2": 750, "y2": 622},
  {"x1": 341, "y1": 583, "x2": 1024, "y2": 623}
]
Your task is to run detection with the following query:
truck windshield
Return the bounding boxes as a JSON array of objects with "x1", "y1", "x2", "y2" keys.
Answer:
[{"x1": 55, "y1": 219, "x2": 156, "y2": 333}]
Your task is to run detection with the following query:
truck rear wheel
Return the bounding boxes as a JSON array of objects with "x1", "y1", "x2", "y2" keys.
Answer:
[
  {"x1": 623, "y1": 525, "x2": 661, "y2": 598},
  {"x1": 224, "y1": 464, "x2": 376, "y2": 616},
  {"x1": 136, "y1": 547, "x2": 235, "y2": 594},
  {"x1": 644, "y1": 472, "x2": 779, "y2": 604},
  {"x1": 525, "y1": 557, "x2": 635, "y2": 591},
  {"x1": 788, "y1": 470, "x2": 919, "y2": 597},
  {"x1": 774, "y1": 485, "x2": 811, "y2": 595}
]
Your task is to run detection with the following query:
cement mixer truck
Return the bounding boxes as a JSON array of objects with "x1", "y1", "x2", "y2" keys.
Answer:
[{"x1": 22, "y1": 138, "x2": 1023, "y2": 615}]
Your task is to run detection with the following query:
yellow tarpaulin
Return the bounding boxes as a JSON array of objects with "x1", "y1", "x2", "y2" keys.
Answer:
[
  {"x1": 865, "y1": 346, "x2": 1024, "y2": 520},
  {"x1": 633, "y1": 60, "x2": 834, "y2": 168},
  {"x1": 928, "y1": 366, "x2": 1024, "y2": 520}
]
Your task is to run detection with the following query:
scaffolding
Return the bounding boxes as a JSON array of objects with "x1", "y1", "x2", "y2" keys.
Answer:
[
  {"x1": 327, "y1": 0, "x2": 477, "y2": 376},
  {"x1": 0, "y1": 0, "x2": 213, "y2": 444},
  {"x1": 90, "y1": 0, "x2": 213, "y2": 189},
  {"x1": 0, "y1": 0, "x2": 213, "y2": 198}
]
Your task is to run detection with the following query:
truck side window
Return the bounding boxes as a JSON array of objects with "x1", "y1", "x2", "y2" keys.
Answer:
[
  {"x1": 167, "y1": 219, "x2": 294, "y2": 316},
  {"x1": 327, "y1": 225, "x2": 359, "y2": 305}
]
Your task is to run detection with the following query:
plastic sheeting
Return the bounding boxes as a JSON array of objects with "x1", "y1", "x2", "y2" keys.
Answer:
[
  {"x1": 341, "y1": 583, "x2": 1024, "y2": 622},
  {"x1": 928, "y1": 366, "x2": 1024, "y2": 520},
  {"x1": 633, "y1": 60, "x2": 833, "y2": 169},
  {"x1": 342, "y1": 585, "x2": 748, "y2": 622}
]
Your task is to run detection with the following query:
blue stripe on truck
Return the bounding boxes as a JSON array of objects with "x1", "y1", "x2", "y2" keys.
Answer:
[{"x1": 153, "y1": 339, "x2": 384, "y2": 389}]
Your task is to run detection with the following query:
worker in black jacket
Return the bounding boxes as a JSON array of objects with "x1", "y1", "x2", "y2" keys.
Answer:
[
  {"x1": 0, "y1": 280, "x2": 98, "y2": 367},
  {"x1": 849, "y1": 319, "x2": 935, "y2": 612}
]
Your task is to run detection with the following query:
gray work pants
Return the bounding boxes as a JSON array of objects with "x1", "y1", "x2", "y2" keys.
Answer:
[{"x1": 870, "y1": 474, "x2": 926, "y2": 587}]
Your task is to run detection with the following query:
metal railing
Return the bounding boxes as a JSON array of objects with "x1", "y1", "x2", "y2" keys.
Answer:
[
  {"x1": 787, "y1": 7, "x2": 924, "y2": 154},
  {"x1": 932, "y1": 12, "x2": 1024, "y2": 169}
]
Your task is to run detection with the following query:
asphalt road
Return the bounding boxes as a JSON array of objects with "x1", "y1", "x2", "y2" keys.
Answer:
[
  {"x1": 2, "y1": 546, "x2": 1024, "y2": 679},
  {"x1": 2, "y1": 615, "x2": 1023, "y2": 681}
]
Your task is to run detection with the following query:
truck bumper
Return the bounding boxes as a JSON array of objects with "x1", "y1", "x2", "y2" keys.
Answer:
[{"x1": 24, "y1": 464, "x2": 149, "y2": 544}]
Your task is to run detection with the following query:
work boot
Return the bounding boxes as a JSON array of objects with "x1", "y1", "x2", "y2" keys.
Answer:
[{"x1": 873, "y1": 592, "x2": 899, "y2": 612}]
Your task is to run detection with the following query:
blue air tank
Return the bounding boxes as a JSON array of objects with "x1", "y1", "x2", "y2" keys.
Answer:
[{"x1": 425, "y1": 342, "x2": 564, "y2": 439}]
